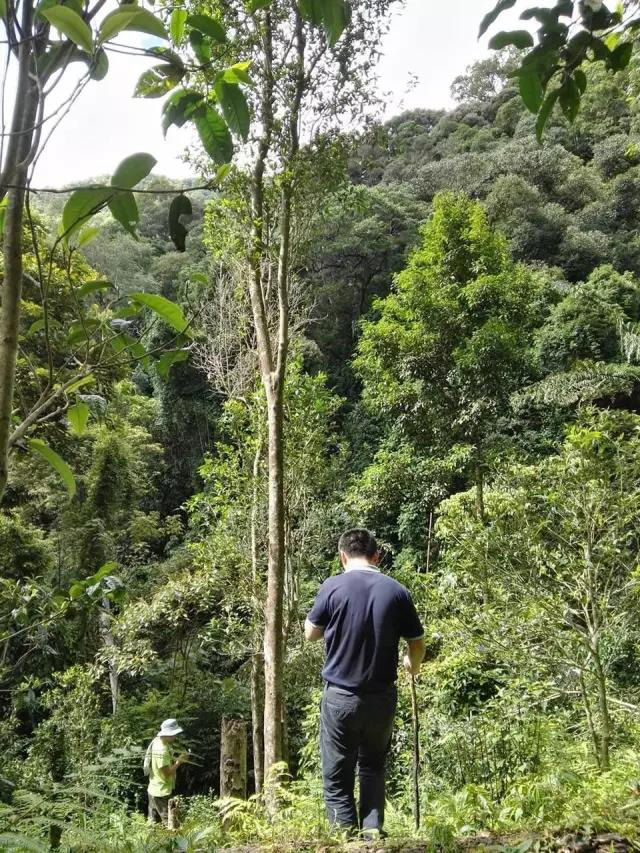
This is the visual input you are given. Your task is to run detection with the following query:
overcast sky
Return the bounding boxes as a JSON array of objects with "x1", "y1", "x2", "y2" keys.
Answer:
[{"x1": 31, "y1": 0, "x2": 504, "y2": 187}]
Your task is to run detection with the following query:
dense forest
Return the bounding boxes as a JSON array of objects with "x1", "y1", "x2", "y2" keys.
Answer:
[{"x1": 4, "y1": 0, "x2": 640, "y2": 849}]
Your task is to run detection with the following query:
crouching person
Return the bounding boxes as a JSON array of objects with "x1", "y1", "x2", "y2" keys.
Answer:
[{"x1": 145, "y1": 718, "x2": 187, "y2": 827}]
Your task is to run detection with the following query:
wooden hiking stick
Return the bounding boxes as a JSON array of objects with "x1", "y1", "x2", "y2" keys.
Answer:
[{"x1": 410, "y1": 674, "x2": 420, "y2": 831}]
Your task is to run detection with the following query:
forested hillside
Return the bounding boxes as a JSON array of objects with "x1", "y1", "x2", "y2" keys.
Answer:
[{"x1": 4, "y1": 1, "x2": 640, "y2": 849}]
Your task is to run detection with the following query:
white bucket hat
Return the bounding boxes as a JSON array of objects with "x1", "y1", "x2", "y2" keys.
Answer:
[{"x1": 157, "y1": 718, "x2": 183, "y2": 737}]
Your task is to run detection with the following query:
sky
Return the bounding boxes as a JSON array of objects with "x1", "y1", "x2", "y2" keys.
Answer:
[{"x1": 30, "y1": 0, "x2": 504, "y2": 187}]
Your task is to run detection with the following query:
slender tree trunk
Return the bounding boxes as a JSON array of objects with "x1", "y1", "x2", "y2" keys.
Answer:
[
  {"x1": 0, "y1": 4, "x2": 39, "y2": 504},
  {"x1": 250, "y1": 438, "x2": 264, "y2": 794},
  {"x1": 99, "y1": 598, "x2": 119, "y2": 714},
  {"x1": 591, "y1": 641, "x2": 611, "y2": 771},
  {"x1": 579, "y1": 667, "x2": 601, "y2": 770},
  {"x1": 474, "y1": 458, "x2": 491, "y2": 604}
]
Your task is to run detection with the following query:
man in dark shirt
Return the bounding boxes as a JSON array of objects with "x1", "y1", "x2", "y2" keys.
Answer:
[{"x1": 305, "y1": 528, "x2": 425, "y2": 839}]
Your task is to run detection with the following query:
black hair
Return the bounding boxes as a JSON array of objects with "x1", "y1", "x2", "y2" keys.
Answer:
[{"x1": 338, "y1": 528, "x2": 378, "y2": 559}]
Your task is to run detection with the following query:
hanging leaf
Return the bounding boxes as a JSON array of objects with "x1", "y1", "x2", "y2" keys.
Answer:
[
  {"x1": 214, "y1": 80, "x2": 250, "y2": 140},
  {"x1": 98, "y1": 6, "x2": 140, "y2": 41},
  {"x1": 536, "y1": 88, "x2": 560, "y2": 142},
  {"x1": 123, "y1": 7, "x2": 168, "y2": 40},
  {"x1": 77, "y1": 280, "x2": 113, "y2": 298},
  {"x1": 222, "y1": 61, "x2": 252, "y2": 85},
  {"x1": 108, "y1": 191, "x2": 139, "y2": 237},
  {"x1": 67, "y1": 318, "x2": 102, "y2": 346},
  {"x1": 488, "y1": 29, "x2": 534, "y2": 50},
  {"x1": 320, "y1": 0, "x2": 350, "y2": 46},
  {"x1": 559, "y1": 77, "x2": 580, "y2": 123},
  {"x1": 299, "y1": 0, "x2": 323, "y2": 25},
  {"x1": 68, "y1": 401, "x2": 90, "y2": 435},
  {"x1": 65, "y1": 374, "x2": 94, "y2": 394},
  {"x1": 134, "y1": 63, "x2": 184, "y2": 98},
  {"x1": 519, "y1": 71, "x2": 543, "y2": 114},
  {"x1": 112, "y1": 152, "x2": 157, "y2": 189},
  {"x1": 27, "y1": 318, "x2": 45, "y2": 336},
  {"x1": 478, "y1": 0, "x2": 516, "y2": 37},
  {"x1": 91, "y1": 47, "x2": 108, "y2": 80},
  {"x1": 131, "y1": 292, "x2": 192, "y2": 336},
  {"x1": 189, "y1": 29, "x2": 211, "y2": 64},
  {"x1": 156, "y1": 349, "x2": 190, "y2": 378},
  {"x1": 62, "y1": 187, "x2": 113, "y2": 240},
  {"x1": 76, "y1": 226, "x2": 101, "y2": 247},
  {"x1": 610, "y1": 41, "x2": 633, "y2": 71},
  {"x1": 28, "y1": 439, "x2": 76, "y2": 498},
  {"x1": 0, "y1": 196, "x2": 7, "y2": 237},
  {"x1": 169, "y1": 194, "x2": 192, "y2": 251},
  {"x1": 193, "y1": 105, "x2": 233, "y2": 164},
  {"x1": 40, "y1": 6, "x2": 93, "y2": 53},
  {"x1": 162, "y1": 89, "x2": 204, "y2": 136},
  {"x1": 110, "y1": 333, "x2": 150, "y2": 367},
  {"x1": 170, "y1": 7, "x2": 187, "y2": 42},
  {"x1": 247, "y1": 0, "x2": 269, "y2": 11},
  {"x1": 187, "y1": 13, "x2": 226, "y2": 42}
]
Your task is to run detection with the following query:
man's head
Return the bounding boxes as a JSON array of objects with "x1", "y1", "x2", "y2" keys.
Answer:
[
  {"x1": 338, "y1": 528, "x2": 379, "y2": 567},
  {"x1": 157, "y1": 718, "x2": 183, "y2": 741}
]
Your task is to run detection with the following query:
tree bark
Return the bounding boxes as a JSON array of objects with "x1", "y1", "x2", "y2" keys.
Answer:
[
  {"x1": 591, "y1": 641, "x2": 611, "y2": 771},
  {"x1": 99, "y1": 598, "x2": 119, "y2": 714},
  {"x1": 250, "y1": 438, "x2": 264, "y2": 794},
  {"x1": 220, "y1": 716, "x2": 248, "y2": 799},
  {"x1": 0, "y1": 2, "x2": 40, "y2": 503}
]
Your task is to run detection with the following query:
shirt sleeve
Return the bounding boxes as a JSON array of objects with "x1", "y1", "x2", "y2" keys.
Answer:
[
  {"x1": 398, "y1": 589, "x2": 424, "y2": 640},
  {"x1": 307, "y1": 582, "x2": 331, "y2": 628}
]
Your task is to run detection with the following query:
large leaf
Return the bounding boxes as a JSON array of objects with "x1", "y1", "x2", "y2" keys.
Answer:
[
  {"x1": 519, "y1": 71, "x2": 543, "y2": 114},
  {"x1": 41, "y1": 6, "x2": 93, "y2": 53},
  {"x1": 187, "y1": 13, "x2": 226, "y2": 42},
  {"x1": 222, "y1": 61, "x2": 252, "y2": 85},
  {"x1": 112, "y1": 152, "x2": 156, "y2": 189},
  {"x1": 77, "y1": 280, "x2": 113, "y2": 298},
  {"x1": 169, "y1": 194, "x2": 192, "y2": 251},
  {"x1": 124, "y1": 7, "x2": 168, "y2": 40},
  {"x1": 299, "y1": 0, "x2": 323, "y2": 25},
  {"x1": 91, "y1": 47, "x2": 108, "y2": 80},
  {"x1": 194, "y1": 105, "x2": 233, "y2": 164},
  {"x1": 478, "y1": 0, "x2": 516, "y2": 37},
  {"x1": 156, "y1": 349, "x2": 190, "y2": 378},
  {"x1": 214, "y1": 80, "x2": 250, "y2": 140},
  {"x1": 320, "y1": 0, "x2": 350, "y2": 46},
  {"x1": 65, "y1": 374, "x2": 94, "y2": 393},
  {"x1": 247, "y1": 0, "x2": 269, "y2": 11},
  {"x1": 108, "y1": 191, "x2": 139, "y2": 237},
  {"x1": 131, "y1": 292, "x2": 192, "y2": 336},
  {"x1": 134, "y1": 63, "x2": 184, "y2": 98},
  {"x1": 536, "y1": 87, "x2": 560, "y2": 142},
  {"x1": 98, "y1": 6, "x2": 140, "y2": 42},
  {"x1": 110, "y1": 332, "x2": 150, "y2": 367},
  {"x1": 170, "y1": 7, "x2": 187, "y2": 42},
  {"x1": 28, "y1": 439, "x2": 76, "y2": 498},
  {"x1": 189, "y1": 29, "x2": 211, "y2": 64},
  {"x1": 488, "y1": 29, "x2": 534, "y2": 50},
  {"x1": 162, "y1": 89, "x2": 204, "y2": 135},
  {"x1": 610, "y1": 40, "x2": 633, "y2": 71},
  {"x1": 62, "y1": 187, "x2": 113, "y2": 240},
  {"x1": 68, "y1": 401, "x2": 90, "y2": 435}
]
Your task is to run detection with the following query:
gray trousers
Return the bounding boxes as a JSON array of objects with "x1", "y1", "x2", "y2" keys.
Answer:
[{"x1": 320, "y1": 683, "x2": 397, "y2": 832}]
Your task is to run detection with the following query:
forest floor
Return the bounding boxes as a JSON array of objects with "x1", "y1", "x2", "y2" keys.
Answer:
[{"x1": 220, "y1": 831, "x2": 639, "y2": 853}]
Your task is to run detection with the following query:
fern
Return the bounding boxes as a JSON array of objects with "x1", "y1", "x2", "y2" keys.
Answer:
[{"x1": 514, "y1": 361, "x2": 640, "y2": 407}]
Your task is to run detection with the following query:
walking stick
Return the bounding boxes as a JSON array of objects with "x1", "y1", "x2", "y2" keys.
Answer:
[{"x1": 410, "y1": 674, "x2": 420, "y2": 832}]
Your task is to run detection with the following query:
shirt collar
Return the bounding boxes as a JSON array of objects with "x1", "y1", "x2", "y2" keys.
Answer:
[{"x1": 344, "y1": 557, "x2": 380, "y2": 572}]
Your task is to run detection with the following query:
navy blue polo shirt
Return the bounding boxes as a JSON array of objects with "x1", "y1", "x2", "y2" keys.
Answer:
[{"x1": 307, "y1": 563, "x2": 424, "y2": 692}]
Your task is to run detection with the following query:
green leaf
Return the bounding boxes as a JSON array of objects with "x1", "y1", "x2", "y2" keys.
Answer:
[
  {"x1": 247, "y1": 0, "x2": 269, "y2": 11},
  {"x1": 187, "y1": 13, "x2": 226, "y2": 42},
  {"x1": 189, "y1": 29, "x2": 211, "y2": 64},
  {"x1": 68, "y1": 401, "x2": 89, "y2": 436},
  {"x1": 169, "y1": 194, "x2": 192, "y2": 251},
  {"x1": 91, "y1": 47, "x2": 108, "y2": 80},
  {"x1": 0, "y1": 0, "x2": 6, "y2": 18},
  {"x1": 488, "y1": 29, "x2": 534, "y2": 50},
  {"x1": 0, "y1": 196, "x2": 7, "y2": 237},
  {"x1": 222, "y1": 61, "x2": 252, "y2": 85},
  {"x1": 478, "y1": 0, "x2": 516, "y2": 37},
  {"x1": 610, "y1": 41, "x2": 633, "y2": 71},
  {"x1": 536, "y1": 88, "x2": 560, "y2": 142},
  {"x1": 110, "y1": 333, "x2": 150, "y2": 367},
  {"x1": 76, "y1": 226, "x2": 100, "y2": 247},
  {"x1": 131, "y1": 292, "x2": 192, "y2": 336},
  {"x1": 123, "y1": 7, "x2": 168, "y2": 40},
  {"x1": 156, "y1": 349, "x2": 189, "y2": 378},
  {"x1": 108, "y1": 191, "x2": 139, "y2": 237},
  {"x1": 559, "y1": 77, "x2": 580, "y2": 123},
  {"x1": 67, "y1": 317, "x2": 101, "y2": 346},
  {"x1": 162, "y1": 89, "x2": 204, "y2": 135},
  {"x1": 98, "y1": 6, "x2": 140, "y2": 42},
  {"x1": 62, "y1": 187, "x2": 113, "y2": 240},
  {"x1": 519, "y1": 71, "x2": 543, "y2": 113},
  {"x1": 134, "y1": 63, "x2": 183, "y2": 98},
  {"x1": 77, "y1": 280, "x2": 113, "y2": 298},
  {"x1": 112, "y1": 152, "x2": 156, "y2": 189},
  {"x1": 214, "y1": 80, "x2": 250, "y2": 140},
  {"x1": 299, "y1": 0, "x2": 323, "y2": 24},
  {"x1": 28, "y1": 439, "x2": 76, "y2": 498},
  {"x1": 27, "y1": 318, "x2": 45, "y2": 337},
  {"x1": 41, "y1": 6, "x2": 93, "y2": 53},
  {"x1": 319, "y1": 0, "x2": 350, "y2": 46},
  {"x1": 65, "y1": 374, "x2": 94, "y2": 393},
  {"x1": 574, "y1": 68, "x2": 587, "y2": 93},
  {"x1": 193, "y1": 105, "x2": 233, "y2": 164},
  {"x1": 170, "y1": 7, "x2": 187, "y2": 42}
]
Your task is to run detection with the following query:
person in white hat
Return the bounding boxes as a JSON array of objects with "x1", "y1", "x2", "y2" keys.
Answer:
[{"x1": 145, "y1": 718, "x2": 187, "y2": 826}]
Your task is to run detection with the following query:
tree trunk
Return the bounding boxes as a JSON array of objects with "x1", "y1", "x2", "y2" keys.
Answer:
[
  {"x1": 250, "y1": 438, "x2": 264, "y2": 794},
  {"x1": 99, "y1": 598, "x2": 119, "y2": 714},
  {"x1": 591, "y1": 642, "x2": 611, "y2": 771},
  {"x1": 220, "y1": 717, "x2": 247, "y2": 799},
  {"x1": 579, "y1": 667, "x2": 601, "y2": 769},
  {"x1": 0, "y1": 5, "x2": 39, "y2": 504},
  {"x1": 263, "y1": 390, "x2": 285, "y2": 776}
]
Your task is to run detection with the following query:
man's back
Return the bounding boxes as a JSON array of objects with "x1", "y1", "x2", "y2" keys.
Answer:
[{"x1": 308, "y1": 566, "x2": 423, "y2": 692}]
